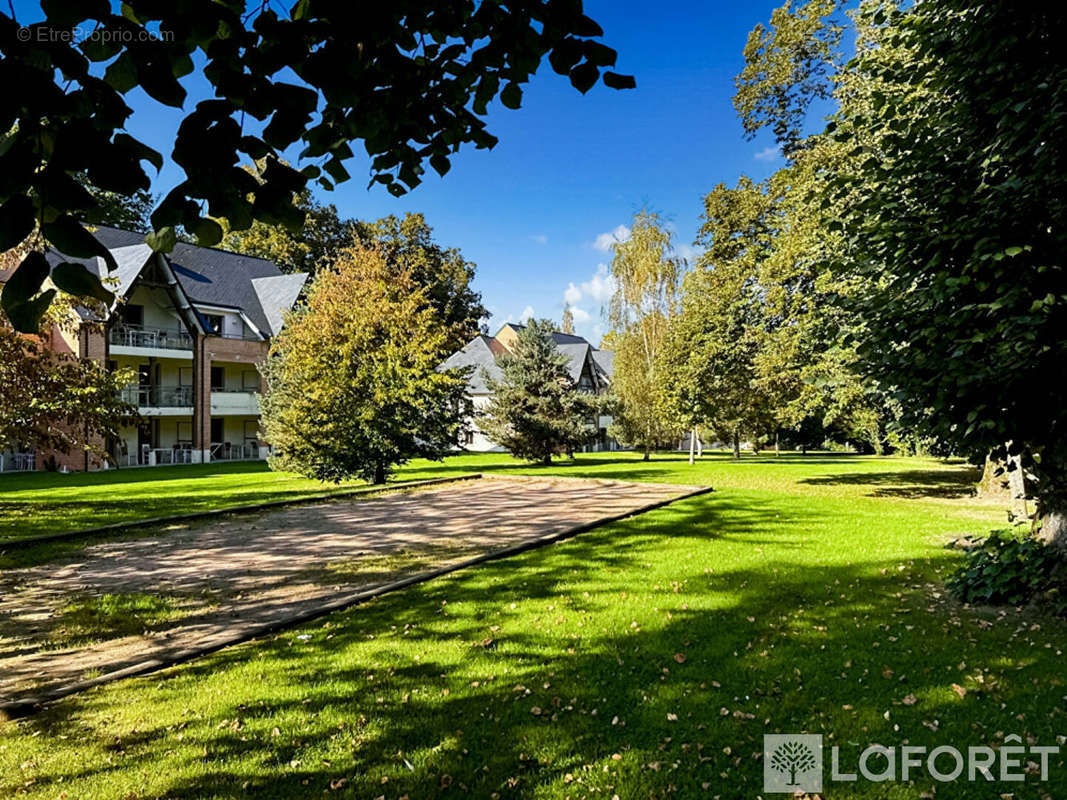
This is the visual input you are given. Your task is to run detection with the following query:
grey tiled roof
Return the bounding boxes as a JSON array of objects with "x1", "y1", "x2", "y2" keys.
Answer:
[
  {"x1": 251, "y1": 274, "x2": 308, "y2": 336},
  {"x1": 443, "y1": 329, "x2": 614, "y2": 395},
  {"x1": 591, "y1": 348, "x2": 614, "y2": 381},
  {"x1": 439, "y1": 335, "x2": 502, "y2": 394},
  {"x1": 557, "y1": 342, "x2": 591, "y2": 383},
  {"x1": 42, "y1": 226, "x2": 306, "y2": 336}
]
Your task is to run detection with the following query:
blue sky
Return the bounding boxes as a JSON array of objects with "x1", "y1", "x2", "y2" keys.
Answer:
[{"x1": 15, "y1": 0, "x2": 791, "y2": 344}]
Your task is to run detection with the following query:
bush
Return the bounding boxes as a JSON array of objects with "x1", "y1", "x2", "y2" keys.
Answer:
[{"x1": 947, "y1": 529, "x2": 1066, "y2": 612}]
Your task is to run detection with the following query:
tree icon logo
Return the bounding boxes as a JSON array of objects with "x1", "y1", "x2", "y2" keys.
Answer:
[
  {"x1": 771, "y1": 740, "x2": 817, "y2": 785},
  {"x1": 763, "y1": 734, "x2": 823, "y2": 793}
]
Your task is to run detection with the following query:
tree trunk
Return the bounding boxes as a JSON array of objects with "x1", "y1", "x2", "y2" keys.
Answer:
[
  {"x1": 732, "y1": 429, "x2": 741, "y2": 460},
  {"x1": 542, "y1": 452, "x2": 552, "y2": 466},
  {"x1": 688, "y1": 428, "x2": 696, "y2": 465},
  {"x1": 373, "y1": 461, "x2": 385, "y2": 485},
  {"x1": 775, "y1": 430, "x2": 780, "y2": 457},
  {"x1": 1036, "y1": 512, "x2": 1067, "y2": 554},
  {"x1": 696, "y1": 429, "x2": 703, "y2": 458},
  {"x1": 643, "y1": 445, "x2": 650, "y2": 462}
]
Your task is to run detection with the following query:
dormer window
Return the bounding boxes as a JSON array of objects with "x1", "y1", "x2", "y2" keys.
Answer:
[{"x1": 203, "y1": 313, "x2": 223, "y2": 334}]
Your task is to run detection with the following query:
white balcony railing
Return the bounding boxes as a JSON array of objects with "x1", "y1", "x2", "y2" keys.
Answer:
[
  {"x1": 0, "y1": 452, "x2": 36, "y2": 472},
  {"x1": 110, "y1": 324, "x2": 194, "y2": 351},
  {"x1": 209, "y1": 442, "x2": 271, "y2": 462}
]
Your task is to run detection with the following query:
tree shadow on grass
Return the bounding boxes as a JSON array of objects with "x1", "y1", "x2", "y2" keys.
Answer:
[
  {"x1": 7, "y1": 491, "x2": 1062, "y2": 799},
  {"x1": 799, "y1": 467, "x2": 983, "y2": 500}
]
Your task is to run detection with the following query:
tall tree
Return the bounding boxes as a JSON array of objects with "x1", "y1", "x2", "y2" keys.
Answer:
[
  {"x1": 260, "y1": 247, "x2": 469, "y2": 484},
  {"x1": 478, "y1": 319, "x2": 595, "y2": 464},
  {"x1": 606, "y1": 210, "x2": 684, "y2": 460},
  {"x1": 738, "y1": 0, "x2": 1067, "y2": 542},
  {"x1": 219, "y1": 188, "x2": 353, "y2": 276},
  {"x1": 661, "y1": 180, "x2": 777, "y2": 458},
  {"x1": 561, "y1": 304, "x2": 575, "y2": 335},
  {"x1": 352, "y1": 214, "x2": 487, "y2": 353},
  {"x1": 0, "y1": 1, "x2": 633, "y2": 331}
]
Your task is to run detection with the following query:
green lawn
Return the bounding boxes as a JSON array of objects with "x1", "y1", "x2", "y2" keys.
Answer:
[{"x1": 3, "y1": 452, "x2": 1065, "y2": 799}]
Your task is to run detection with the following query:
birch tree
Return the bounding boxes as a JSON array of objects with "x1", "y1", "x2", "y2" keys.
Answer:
[{"x1": 607, "y1": 211, "x2": 684, "y2": 460}]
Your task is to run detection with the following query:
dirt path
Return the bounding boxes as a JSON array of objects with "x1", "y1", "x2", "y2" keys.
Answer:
[{"x1": 0, "y1": 476, "x2": 698, "y2": 705}]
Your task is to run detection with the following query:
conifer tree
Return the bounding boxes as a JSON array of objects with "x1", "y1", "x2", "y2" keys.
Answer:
[{"x1": 479, "y1": 319, "x2": 595, "y2": 464}]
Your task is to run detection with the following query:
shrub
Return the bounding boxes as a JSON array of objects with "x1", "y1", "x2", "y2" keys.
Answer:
[{"x1": 947, "y1": 530, "x2": 1066, "y2": 612}]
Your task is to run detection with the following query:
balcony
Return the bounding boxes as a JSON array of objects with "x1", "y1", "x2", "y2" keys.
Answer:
[
  {"x1": 209, "y1": 442, "x2": 272, "y2": 462},
  {"x1": 210, "y1": 386, "x2": 261, "y2": 415},
  {"x1": 121, "y1": 384, "x2": 194, "y2": 410},
  {"x1": 0, "y1": 452, "x2": 35, "y2": 472},
  {"x1": 110, "y1": 324, "x2": 193, "y2": 353}
]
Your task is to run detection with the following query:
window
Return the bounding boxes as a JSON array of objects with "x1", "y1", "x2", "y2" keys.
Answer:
[
  {"x1": 121, "y1": 304, "x2": 144, "y2": 326},
  {"x1": 203, "y1": 313, "x2": 223, "y2": 334},
  {"x1": 177, "y1": 421, "x2": 192, "y2": 444},
  {"x1": 242, "y1": 370, "x2": 260, "y2": 391},
  {"x1": 179, "y1": 367, "x2": 192, "y2": 386},
  {"x1": 210, "y1": 418, "x2": 224, "y2": 443},
  {"x1": 211, "y1": 366, "x2": 225, "y2": 391}
]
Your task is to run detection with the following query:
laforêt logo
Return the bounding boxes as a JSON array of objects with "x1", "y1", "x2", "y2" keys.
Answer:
[{"x1": 764, "y1": 733, "x2": 823, "y2": 793}]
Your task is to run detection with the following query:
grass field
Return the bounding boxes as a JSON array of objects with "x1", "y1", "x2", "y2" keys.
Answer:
[{"x1": 3, "y1": 452, "x2": 1065, "y2": 799}]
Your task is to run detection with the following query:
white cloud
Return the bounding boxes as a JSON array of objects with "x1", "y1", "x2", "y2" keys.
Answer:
[
  {"x1": 754, "y1": 146, "x2": 781, "y2": 162},
  {"x1": 570, "y1": 306, "x2": 591, "y2": 323},
  {"x1": 530, "y1": 234, "x2": 548, "y2": 245},
  {"x1": 563, "y1": 282, "x2": 582, "y2": 305},
  {"x1": 676, "y1": 243, "x2": 702, "y2": 264},
  {"x1": 581, "y1": 263, "x2": 616, "y2": 304},
  {"x1": 518, "y1": 305, "x2": 535, "y2": 323},
  {"x1": 593, "y1": 224, "x2": 631, "y2": 252}
]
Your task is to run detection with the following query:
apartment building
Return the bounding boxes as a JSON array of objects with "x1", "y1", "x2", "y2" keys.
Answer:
[
  {"x1": 440, "y1": 321, "x2": 617, "y2": 453},
  {"x1": 1, "y1": 226, "x2": 306, "y2": 472}
]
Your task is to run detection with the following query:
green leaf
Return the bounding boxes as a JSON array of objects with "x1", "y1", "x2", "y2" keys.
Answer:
[
  {"x1": 569, "y1": 63, "x2": 599, "y2": 94},
  {"x1": 1004, "y1": 246, "x2": 1024, "y2": 257},
  {"x1": 0, "y1": 194, "x2": 37, "y2": 252},
  {"x1": 103, "y1": 52, "x2": 138, "y2": 94},
  {"x1": 189, "y1": 218, "x2": 224, "y2": 247},
  {"x1": 3, "y1": 289, "x2": 57, "y2": 333},
  {"x1": 42, "y1": 216, "x2": 117, "y2": 271},
  {"x1": 603, "y1": 71, "x2": 636, "y2": 90},
  {"x1": 145, "y1": 226, "x2": 178, "y2": 253},
  {"x1": 51, "y1": 262, "x2": 115, "y2": 303},
  {"x1": 113, "y1": 133, "x2": 164, "y2": 172},
  {"x1": 500, "y1": 83, "x2": 523, "y2": 110},
  {"x1": 430, "y1": 153, "x2": 451, "y2": 177},
  {"x1": 1, "y1": 251, "x2": 54, "y2": 332}
]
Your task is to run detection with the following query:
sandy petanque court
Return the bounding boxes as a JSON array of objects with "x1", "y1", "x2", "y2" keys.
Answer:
[{"x1": 0, "y1": 475, "x2": 702, "y2": 707}]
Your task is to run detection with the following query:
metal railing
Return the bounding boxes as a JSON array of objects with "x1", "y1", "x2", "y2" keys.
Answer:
[
  {"x1": 209, "y1": 442, "x2": 271, "y2": 461},
  {"x1": 110, "y1": 324, "x2": 194, "y2": 351},
  {"x1": 121, "y1": 384, "x2": 194, "y2": 408},
  {"x1": 0, "y1": 452, "x2": 36, "y2": 472},
  {"x1": 148, "y1": 447, "x2": 195, "y2": 465}
]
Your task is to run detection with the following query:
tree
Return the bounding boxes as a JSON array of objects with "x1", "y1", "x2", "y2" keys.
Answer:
[
  {"x1": 606, "y1": 211, "x2": 684, "y2": 460},
  {"x1": 219, "y1": 188, "x2": 353, "y2": 276},
  {"x1": 351, "y1": 214, "x2": 487, "y2": 354},
  {"x1": 76, "y1": 174, "x2": 154, "y2": 233},
  {"x1": 0, "y1": 1, "x2": 633, "y2": 331},
  {"x1": 0, "y1": 282, "x2": 136, "y2": 464},
  {"x1": 260, "y1": 247, "x2": 469, "y2": 485},
  {"x1": 478, "y1": 319, "x2": 595, "y2": 464},
  {"x1": 738, "y1": 0, "x2": 1067, "y2": 543},
  {"x1": 660, "y1": 180, "x2": 777, "y2": 459},
  {"x1": 561, "y1": 304, "x2": 575, "y2": 335}
]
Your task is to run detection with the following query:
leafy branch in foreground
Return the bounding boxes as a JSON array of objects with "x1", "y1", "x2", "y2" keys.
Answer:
[{"x1": 0, "y1": 0, "x2": 633, "y2": 330}]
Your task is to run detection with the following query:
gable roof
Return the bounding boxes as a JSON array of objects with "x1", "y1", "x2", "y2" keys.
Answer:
[
  {"x1": 439, "y1": 334, "x2": 502, "y2": 394},
  {"x1": 40, "y1": 225, "x2": 306, "y2": 337},
  {"x1": 443, "y1": 323, "x2": 614, "y2": 395}
]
